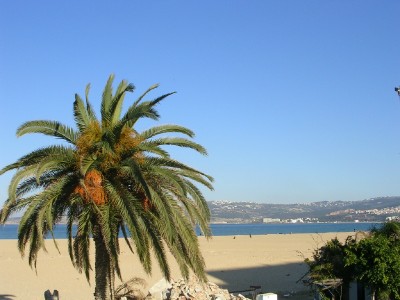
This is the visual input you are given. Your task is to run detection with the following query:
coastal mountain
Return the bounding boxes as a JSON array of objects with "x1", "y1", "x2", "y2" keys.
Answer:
[
  {"x1": 208, "y1": 196, "x2": 400, "y2": 223},
  {"x1": 4, "y1": 196, "x2": 400, "y2": 224}
]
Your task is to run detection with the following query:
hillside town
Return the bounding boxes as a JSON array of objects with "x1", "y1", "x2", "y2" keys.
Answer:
[{"x1": 208, "y1": 197, "x2": 400, "y2": 224}]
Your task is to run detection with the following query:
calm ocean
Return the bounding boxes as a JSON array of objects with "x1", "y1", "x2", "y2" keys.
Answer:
[{"x1": 0, "y1": 222, "x2": 379, "y2": 240}]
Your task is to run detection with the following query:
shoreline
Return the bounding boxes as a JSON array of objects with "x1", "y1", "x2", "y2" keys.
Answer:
[
  {"x1": 0, "y1": 232, "x2": 355, "y2": 300},
  {"x1": 0, "y1": 222, "x2": 376, "y2": 241}
]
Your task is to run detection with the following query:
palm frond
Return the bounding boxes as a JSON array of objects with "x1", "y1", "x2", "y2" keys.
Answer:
[
  {"x1": 8, "y1": 165, "x2": 38, "y2": 203},
  {"x1": 141, "y1": 213, "x2": 171, "y2": 279},
  {"x1": 175, "y1": 168, "x2": 214, "y2": 191},
  {"x1": 136, "y1": 142, "x2": 170, "y2": 158},
  {"x1": 157, "y1": 201, "x2": 206, "y2": 281},
  {"x1": 74, "y1": 94, "x2": 92, "y2": 131},
  {"x1": 104, "y1": 180, "x2": 152, "y2": 272},
  {"x1": 101, "y1": 74, "x2": 115, "y2": 127},
  {"x1": 146, "y1": 137, "x2": 208, "y2": 155},
  {"x1": 17, "y1": 120, "x2": 77, "y2": 144},
  {"x1": 0, "y1": 197, "x2": 32, "y2": 224},
  {"x1": 80, "y1": 155, "x2": 98, "y2": 176},
  {"x1": 85, "y1": 83, "x2": 98, "y2": 121},
  {"x1": 145, "y1": 157, "x2": 214, "y2": 182},
  {"x1": 109, "y1": 80, "x2": 135, "y2": 126},
  {"x1": 132, "y1": 83, "x2": 159, "y2": 108},
  {"x1": 35, "y1": 152, "x2": 76, "y2": 184},
  {"x1": 118, "y1": 161, "x2": 152, "y2": 200},
  {"x1": 125, "y1": 93, "x2": 175, "y2": 129},
  {"x1": 116, "y1": 102, "x2": 160, "y2": 134},
  {"x1": 140, "y1": 124, "x2": 195, "y2": 139}
]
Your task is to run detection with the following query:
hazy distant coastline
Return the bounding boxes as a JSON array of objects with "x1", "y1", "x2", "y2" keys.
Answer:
[
  {"x1": 209, "y1": 196, "x2": 400, "y2": 223},
  {"x1": 3, "y1": 196, "x2": 398, "y2": 225}
]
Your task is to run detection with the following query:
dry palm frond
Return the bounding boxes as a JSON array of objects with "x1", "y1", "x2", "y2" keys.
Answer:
[{"x1": 115, "y1": 277, "x2": 147, "y2": 300}]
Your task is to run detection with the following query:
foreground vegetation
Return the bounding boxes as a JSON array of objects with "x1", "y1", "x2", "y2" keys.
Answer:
[
  {"x1": 305, "y1": 221, "x2": 400, "y2": 300},
  {"x1": 0, "y1": 75, "x2": 213, "y2": 300}
]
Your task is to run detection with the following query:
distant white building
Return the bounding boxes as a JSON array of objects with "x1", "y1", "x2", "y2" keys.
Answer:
[
  {"x1": 289, "y1": 218, "x2": 304, "y2": 223},
  {"x1": 262, "y1": 217, "x2": 281, "y2": 223}
]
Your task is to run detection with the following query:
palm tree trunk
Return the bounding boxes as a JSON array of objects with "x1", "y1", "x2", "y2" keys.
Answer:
[
  {"x1": 93, "y1": 225, "x2": 114, "y2": 300},
  {"x1": 109, "y1": 261, "x2": 116, "y2": 300}
]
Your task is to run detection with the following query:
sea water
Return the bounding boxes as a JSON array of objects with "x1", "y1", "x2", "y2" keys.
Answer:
[{"x1": 0, "y1": 222, "x2": 379, "y2": 240}]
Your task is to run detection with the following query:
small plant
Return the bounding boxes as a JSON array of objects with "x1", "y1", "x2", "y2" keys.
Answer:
[{"x1": 304, "y1": 222, "x2": 400, "y2": 300}]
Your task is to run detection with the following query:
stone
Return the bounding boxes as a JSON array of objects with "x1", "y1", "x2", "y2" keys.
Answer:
[{"x1": 148, "y1": 278, "x2": 173, "y2": 300}]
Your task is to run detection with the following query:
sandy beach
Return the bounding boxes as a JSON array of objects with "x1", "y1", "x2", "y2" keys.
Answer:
[{"x1": 0, "y1": 232, "x2": 354, "y2": 300}]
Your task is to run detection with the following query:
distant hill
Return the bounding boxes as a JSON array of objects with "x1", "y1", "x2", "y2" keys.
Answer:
[
  {"x1": 4, "y1": 196, "x2": 400, "y2": 225},
  {"x1": 208, "y1": 196, "x2": 400, "y2": 223}
]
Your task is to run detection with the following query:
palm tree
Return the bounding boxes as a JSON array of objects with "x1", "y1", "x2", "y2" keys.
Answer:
[{"x1": 0, "y1": 74, "x2": 213, "y2": 300}]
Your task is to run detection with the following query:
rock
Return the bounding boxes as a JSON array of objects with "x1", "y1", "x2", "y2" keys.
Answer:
[{"x1": 148, "y1": 278, "x2": 173, "y2": 300}]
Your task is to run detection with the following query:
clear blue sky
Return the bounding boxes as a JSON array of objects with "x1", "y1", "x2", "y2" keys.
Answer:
[{"x1": 1, "y1": 1, "x2": 400, "y2": 205}]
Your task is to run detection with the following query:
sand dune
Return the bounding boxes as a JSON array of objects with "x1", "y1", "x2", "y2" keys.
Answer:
[{"x1": 0, "y1": 232, "x2": 353, "y2": 300}]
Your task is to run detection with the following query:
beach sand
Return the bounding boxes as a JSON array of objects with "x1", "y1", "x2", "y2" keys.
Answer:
[{"x1": 0, "y1": 232, "x2": 353, "y2": 300}]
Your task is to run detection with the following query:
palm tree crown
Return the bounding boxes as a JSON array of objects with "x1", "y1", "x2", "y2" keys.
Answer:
[{"x1": 0, "y1": 74, "x2": 213, "y2": 300}]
